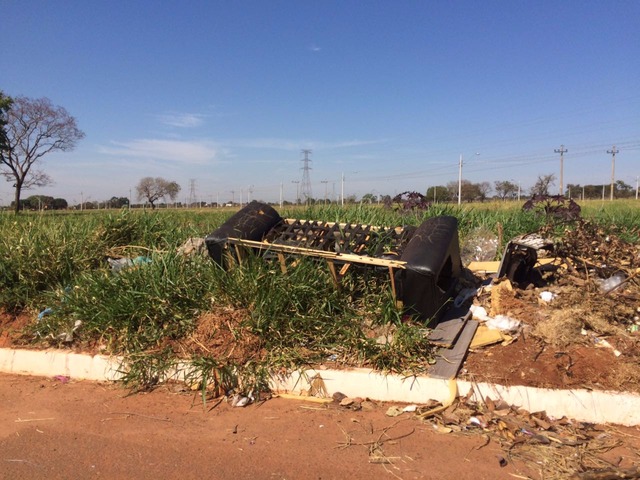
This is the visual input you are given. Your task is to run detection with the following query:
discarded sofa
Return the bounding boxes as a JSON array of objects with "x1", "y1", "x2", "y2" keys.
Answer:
[{"x1": 205, "y1": 201, "x2": 462, "y2": 323}]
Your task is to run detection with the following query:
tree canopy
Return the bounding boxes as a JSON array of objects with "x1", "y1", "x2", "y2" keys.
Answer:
[
  {"x1": 136, "y1": 177, "x2": 181, "y2": 209},
  {"x1": 0, "y1": 95, "x2": 85, "y2": 213}
]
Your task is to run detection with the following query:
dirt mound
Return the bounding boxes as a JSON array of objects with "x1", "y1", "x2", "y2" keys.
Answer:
[
  {"x1": 462, "y1": 221, "x2": 640, "y2": 393},
  {"x1": 171, "y1": 307, "x2": 265, "y2": 364}
]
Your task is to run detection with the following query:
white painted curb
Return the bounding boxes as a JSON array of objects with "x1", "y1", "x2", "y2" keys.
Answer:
[
  {"x1": 0, "y1": 348, "x2": 123, "y2": 382},
  {"x1": 2, "y1": 347, "x2": 640, "y2": 426}
]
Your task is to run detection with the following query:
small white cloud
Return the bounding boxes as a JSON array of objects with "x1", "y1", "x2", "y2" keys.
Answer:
[
  {"x1": 99, "y1": 138, "x2": 217, "y2": 164},
  {"x1": 309, "y1": 44, "x2": 321, "y2": 52},
  {"x1": 157, "y1": 112, "x2": 206, "y2": 128}
]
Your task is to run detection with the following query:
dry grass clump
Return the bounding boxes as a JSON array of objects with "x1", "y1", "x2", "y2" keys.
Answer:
[{"x1": 531, "y1": 308, "x2": 584, "y2": 347}]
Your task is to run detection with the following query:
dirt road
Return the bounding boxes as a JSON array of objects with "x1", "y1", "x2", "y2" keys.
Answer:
[{"x1": 0, "y1": 373, "x2": 537, "y2": 480}]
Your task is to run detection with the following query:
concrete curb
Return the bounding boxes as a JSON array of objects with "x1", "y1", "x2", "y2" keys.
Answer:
[{"x1": 2, "y1": 347, "x2": 639, "y2": 426}]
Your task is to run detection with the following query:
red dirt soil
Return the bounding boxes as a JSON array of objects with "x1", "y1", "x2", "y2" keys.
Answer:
[{"x1": 0, "y1": 373, "x2": 542, "y2": 480}]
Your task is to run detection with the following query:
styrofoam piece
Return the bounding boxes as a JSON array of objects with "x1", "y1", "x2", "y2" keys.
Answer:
[
  {"x1": 0, "y1": 348, "x2": 123, "y2": 381},
  {"x1": 2, "y1": 347, "x2": 640, "y2": 426}
]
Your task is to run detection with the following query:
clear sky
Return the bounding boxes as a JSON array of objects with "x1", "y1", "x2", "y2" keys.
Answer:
[{"x1": 2, "y1": 0, "x2": 639, "y2": 205}]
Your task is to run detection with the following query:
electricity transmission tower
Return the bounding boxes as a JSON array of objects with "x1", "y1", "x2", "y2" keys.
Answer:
[
  {"x1": 300, "y1": 149, "x2": 313, "y2": 203},
  {"x1": 188, "y1": 178, "x2": 197, "y2": 207}
]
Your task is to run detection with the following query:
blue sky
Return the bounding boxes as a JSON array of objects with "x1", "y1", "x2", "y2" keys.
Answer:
[{"x1": 2, "y1": 0, "x2": 639, "y2": 205}]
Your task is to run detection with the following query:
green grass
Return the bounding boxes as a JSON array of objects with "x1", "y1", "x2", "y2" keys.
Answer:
[{"x1": 1, "y1": 200, "x2": 638, "y2": 391}]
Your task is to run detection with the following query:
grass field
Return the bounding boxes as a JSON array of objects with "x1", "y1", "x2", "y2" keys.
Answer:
[{"x1": 1, "y1": 199, "x2": 638, "y2": 391}]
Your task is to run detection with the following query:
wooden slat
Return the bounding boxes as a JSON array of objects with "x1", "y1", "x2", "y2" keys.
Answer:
[
  {"x1": 428, "y1": 308, "x2": 471, "y2": 347},
  {"x1": 228, "y1": 238, "x2": 407, "y2": 269},
  {"x1": 429, "y1": 319, "x2": 479, "y2": 380}
]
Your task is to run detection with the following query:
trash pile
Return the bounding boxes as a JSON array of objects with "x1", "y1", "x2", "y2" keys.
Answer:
[
  {"x1": 460, "y1": 219, "x2": 640, "y2": 392},
  {"x1": 417, "y1": 394, "x2": 636, "y2": 480}
]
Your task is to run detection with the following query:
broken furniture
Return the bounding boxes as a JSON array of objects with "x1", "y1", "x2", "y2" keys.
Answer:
[
  {"x1": 497, "y1": 233, "x2": 554, "y2": 285},
  {"x1": 205, "y1": 201, "x2": 463, "y2": 324}
]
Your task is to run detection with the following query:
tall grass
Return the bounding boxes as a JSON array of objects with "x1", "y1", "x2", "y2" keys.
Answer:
[{"x1": 2, "y1": 201, "x2": 638, "y2": 390}]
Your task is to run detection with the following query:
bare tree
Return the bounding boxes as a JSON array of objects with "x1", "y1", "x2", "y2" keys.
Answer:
[
  {"x1": 0, "y1": 96, "x2": 85, "y2": 213},
  {"x1": 477, "y1": 181, "x2": 491, "y2": 202},
  {"x1": 494, "y1": 180, "x2": 518, "y2": 200},
  {"x1": 136, "y1": 177, "x2": 181, "y2": 209},
  {"x1": 0, "y1": 91, "x2": 12, "y2": 153},
  {"x1": 530, "y1": 174, "x2": 556, "y2": 197}
]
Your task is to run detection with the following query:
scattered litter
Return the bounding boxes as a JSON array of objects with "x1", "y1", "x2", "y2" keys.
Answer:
[
  {"x1": 230, "y1": 394, "x2": 250, "y2": 407},
  {"x1": 461, "y1": 227, "x2": 499, "y2": 265},
  {"x1": 402, "y1": 404, "x2": 418, "y2": 413},
  {"x1": 486, "y1": 315, "x2": 521, "y2": 334},
  {"x1": 470, "y1": 325, "x2": 510, "y2": 348},
  {"x1": 37, "y1": 307, "x2": 53, "y2": 321},
  {"x1": 385, "y1": 406, "x2": 404, "y2": 417},
  {"x1": 596, "y1": 272, "x2": 626, "y2": 293},
  {"x1": 539, "y1": 291, "x2": 557, "y2": 303},
  {"x1": 53, "y1": 319, "x2": 83, "y2": 343},
  {"x1": 177, "y1": 237, "x2": 206, "y2": 256},
  {"x1": 107, "y1": 256, "x2": 151, "y2": 272},
  {"x1": 469, "y1": 305, "x2": 490, "y2": 321},
  {"x1": 453, "y1": 287, "x2": 478, "y2": 308},
  {"x1": 53, "y1": 375, "x2": 70, "y2": 384},
  {"x1": 468, "y1": 416, "x2": 488, "y2": 428},
  {"x1": 339, "y1": 397, "x2": 355, "y2": 407},
  {"x1": 581, "y1": 329, "x2": 622, "y2": 357}
]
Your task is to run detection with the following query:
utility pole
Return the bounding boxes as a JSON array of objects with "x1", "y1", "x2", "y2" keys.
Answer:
[
  {"x1": 291, "y1": 180, "x2": 300, "y2": 204},
  {"x1": 248, "y1": 185, "x2": 254, "y2": 203},
  {"x1": 517, "y1": 182, "x2": 521, "y2": 202},
  {"x1": 458, "y1": 154, "x2": 463, "y2": 205},
  {"x1": 341, "y1": 172, "x2": 345, "y2": 206},
  {"x1": 279, "y1": 182, "x2": 283, "y2": 208},
  {"x1": 320, "y1": 180, "x2": 328, "y2": 205},
  {"x1": 554, "y1": 145, "x2": 568, "y2": 196},
  {"x1": 458, "y1": 152, "x2": 479, "y2": 205},
  {"x1": 607, "y1": 145, "x2": 619, "y2": 201},
  {"x1": 230, "y1": 190, "x2": 235, "y2": 205}
]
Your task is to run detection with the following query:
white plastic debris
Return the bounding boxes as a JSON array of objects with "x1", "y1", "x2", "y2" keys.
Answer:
[
  {"x1": 539, "y1": 291, "x2": 557, "y2": 303},
  {"x1": 230, "y1": 394, "x2": 250, "y2": 407},
  {"x1": 597, "y1": 273, "x2": 626, "y2": 293},
  {"x1": 486, "y1": 315, "x2": 521, "y2": 334},
  {"x1": 469, "y1": 305, "x2": 490, "y2": 321},
  {"x1": 402, "y1": 404, "x2": 418, "y2": 413}
]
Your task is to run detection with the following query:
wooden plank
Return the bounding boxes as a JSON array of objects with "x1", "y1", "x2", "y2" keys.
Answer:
[
  {"x1": 228, "y1": 238, "x2": 407, "y2": 268},
  {"x1": 326, "y1": 260, "x2": 340, "y2": 289},
  {"x1": 428, "y1": 308, "x2": 471, "y2": 347},
  {"x1": 429, "y1": 319, "x2": 478, "y2": 380},
  {"x1": 467, "y1": 257, "x2": 563, "y2": 273},
  {"x1": 466, "y1": 260, "x2": 500, "y2": 273},
  {"x1": 277, "y1": 253, "x2": 287, "y2": 274}
]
